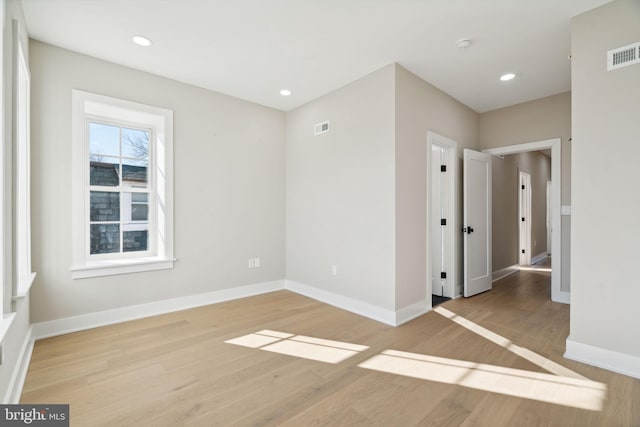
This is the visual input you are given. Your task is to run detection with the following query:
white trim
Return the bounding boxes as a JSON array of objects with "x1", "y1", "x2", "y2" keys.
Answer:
[
  {"x1": 0, "y1": 312, "x2": 16, "y2": 344},
  {"x1": 483, "y1": 139, "x2": 559, "y2": 155},
  {"x1": 71, "y1": 89, "x2": 174, "y2": 278},
  {"x1": 531, "y1": 252, "x2": 548, "y2": 265},
  {"x1": 565, "y1": 338, "x2": 640, "y2": 380},
  {"x1": 555, "y1": 290, "x2": 570, "y2": 304},
  {"x1": 71, "y1": 257, "x2": 175, "y2": 279},
  {"x1": 546, "y1": 180, "x2": 552, "y2": 255},
  {"x1": 3, "y1": 326, "x2": 33, "y2": 404},
  {"x1": 13, "y1": 26, "x2": 34, "y2": 297},
  {"x1": 12, "y1": 272, "x2": 35, "y2": 300},
  {"x1": 285, "y1": 280, "x2": 397, "y2": 326},
  {"x1": 395, "y1": 299, "x2": 430, "y2": 326},
  {"x1": 483, "y1": 138, "x2": 566, "y2": 304},
  {"x1": 32, "y1": 280, "x2": 284, "y2": 339},
  {"x1": 492, "y1": 264, "x2": 519, "y2": 282}
]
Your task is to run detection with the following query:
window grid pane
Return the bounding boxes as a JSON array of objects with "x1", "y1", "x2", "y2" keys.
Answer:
[
  {"x1": 88, "y1": 120, "x2": 151, "y2": 255},
  {"x1": 90, "y1": 224, "x2": 120, "y2": 254}
]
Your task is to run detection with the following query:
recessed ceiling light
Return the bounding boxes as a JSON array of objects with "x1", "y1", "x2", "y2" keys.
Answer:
[
  {"x1": 280, "y1": 89, "x2": 292, "y2": 96},
  {"x1": 132, "y1": 35, "x2": 152, "y2": 47},
  {"x1": 500, "y1": 73, "x2": 516, "y2": 81}
]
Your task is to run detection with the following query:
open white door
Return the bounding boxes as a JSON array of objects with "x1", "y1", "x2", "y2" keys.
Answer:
[{"x1": 463, "y1": 149, "x2": 492, "y2": 297}]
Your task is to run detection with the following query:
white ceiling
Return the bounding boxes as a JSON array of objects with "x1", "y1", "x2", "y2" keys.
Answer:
[{"x1": 21, "y1": 0, "x2": 610, "y2": 113}]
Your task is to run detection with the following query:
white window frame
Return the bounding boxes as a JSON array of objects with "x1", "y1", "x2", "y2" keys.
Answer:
[
  {"x1": 14, "y1": 34, "x2": 35, "y2": 297},
  {"x1": 71, "y1": 90, "x2": 174, "y2": 279}
]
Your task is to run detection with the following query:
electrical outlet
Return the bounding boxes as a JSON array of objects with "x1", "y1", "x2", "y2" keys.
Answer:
[
  {"x1": 248, "y1": 258, "x2": 255, "y2": 268},
  {"x1": 254, "y1": 257, "x2": 261, "y2": 268},
  {"x1": 331, "y1": 265, "x2": 338, "y2": 276}
]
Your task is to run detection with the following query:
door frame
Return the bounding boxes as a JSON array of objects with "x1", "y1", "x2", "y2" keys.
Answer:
[
  {"x1": 426, "y1": 132, "x2": 457, "y2": 303},
  {"x1": 546, "y1": 180, "x2": 552, "y2": 255},
  {"x1": 518, "y1": 171, "x2": 532, "y2": 265},
  {"x1": 483, "y1": 138, "x2": 568, "y2": 304}
]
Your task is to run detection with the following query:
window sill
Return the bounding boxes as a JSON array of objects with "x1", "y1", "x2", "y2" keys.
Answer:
[
  {"x1": 12, "y1": 272, "x2": 37, "y2": 300},
  {"x1": 71, "y1": 257, "x2": 176, "y2": 279},
  {"x1": 0, "y1": 313, "x2": 16, "y2": 344}
]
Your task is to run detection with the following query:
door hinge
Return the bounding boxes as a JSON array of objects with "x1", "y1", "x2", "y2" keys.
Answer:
[
  {"x1": 522, "y1": 249, "x2": 525, "y2": 254},
  {"x1": 521, "y1": 217, "x2": 525, "y2": 222},
  {"x1": 440, "y1": 165, "x2": 447, "y2": 172},
  {"x1": 440, "y1": 272, "x2": 447, "y2": 279},
  {"x1": 441, "y1": 218, "x2": 447, "y2": 226},
  {"x1": 521, "y1": 184, "x2": 525, "y2": 190}
]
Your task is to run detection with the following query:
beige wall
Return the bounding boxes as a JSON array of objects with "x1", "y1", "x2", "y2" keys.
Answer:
[
  {"x1": 570, "y1": 0, "x2": 640, "y2": 357},
  {"x1": 492, "y1": 152, "x2": 551, "y2": 271},
  {"x1": 479, "y1": 92, "x2": 571, "y2": 291},
  {"x1": 285, "y1": 63, "x2": 479, "y2": 314},
  {"x1": 394, "y1": 65, "x2": 478, "y2": 307},
  {"x1": 30, "y1": 41, "x2": 286, "y2": 323},
  {"x1": 285, "y1": 64, "x2": 397, "y2": 310}
]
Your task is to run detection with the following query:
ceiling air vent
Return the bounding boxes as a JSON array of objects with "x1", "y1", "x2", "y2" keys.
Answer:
[
  {"x1": 314, "y1": 120, "x2": 330, "y2": 136},
  {"x1": 607, "y1": 42, "x2": 640, "y2": 71}
]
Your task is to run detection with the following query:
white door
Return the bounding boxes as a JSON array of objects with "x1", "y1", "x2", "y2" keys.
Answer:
[
  {"x1": 463, "y1": 149, "x2": 492, "y2": 297},
  {"x1": 431, "y1": 146, "x2": 444, "y2": 296},
  {"x1": 518, "y1": 171, "x2": 532, "y2": 265},
  {"x1": 427, "y1": 131, "x2": 457, "y2": 300}
]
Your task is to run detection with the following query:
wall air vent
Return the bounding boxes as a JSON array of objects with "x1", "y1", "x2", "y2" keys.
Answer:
[
  {"x1": 314, "y1": 120, "x2": 330, "y2": 136},
  {"x1": 607, "y1": 41, "x2": 640, "y2": 71}
]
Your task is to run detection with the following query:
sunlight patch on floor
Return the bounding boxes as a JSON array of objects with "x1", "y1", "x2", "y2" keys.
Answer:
[
  {"x1": 359, "y1": 350, "x2": 607, "y2": 411},
  {"x1": 434, "y1": 306, "x2": 586, "y2": 379},
  {"x1": 225, "y1": 330, "x2": 369, "y2": 364},
  {"x1": 519, "y1": 265, "x2": 552, "y2": 272}
]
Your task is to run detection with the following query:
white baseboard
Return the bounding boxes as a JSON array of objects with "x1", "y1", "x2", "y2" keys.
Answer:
[
  {"x1": 492, "y1": 264, "x2": 519, "y2": 282},
  {"x1": 552, "y1": 290, "x2": 570, "y2": 305},
  {"x1": 32, "y1": 280, "x2": 285, "y2": 340},
  {"x1": 395, "y1": 299, "x2": 430, "y2": 326},
  {"x1": 285, "y1": 280, "x2": 430, "y2": 326},
  {"x1": 531, "y1": 252, "x2": 548, "y2": 265},
  {"x1": 3, "y1": 327, "x2": 34, "y2": 404},
  {"x1": 285, "y1": 280, "x2": 397, "y2": 326},
  {"x1": 565, "y1": 337, "x2": 640, "y2": 380}
]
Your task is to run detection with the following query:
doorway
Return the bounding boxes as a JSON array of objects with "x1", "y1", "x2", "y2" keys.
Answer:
[{"x1": 482, "y1": 139, "x2": 568, "y2": 304}]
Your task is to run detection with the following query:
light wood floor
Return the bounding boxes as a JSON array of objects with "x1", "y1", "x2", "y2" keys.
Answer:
[{"x1": 21, "y1": 264, "x2": 640, "y2": 426}]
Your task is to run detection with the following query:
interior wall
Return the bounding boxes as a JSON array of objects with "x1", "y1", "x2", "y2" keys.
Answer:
[
  {"x1": 285, "y1": 64, "x2": 396, "y2": 310},
  {"x1": 570, "y1": 0, "x2": 640, "y2": 358},
  {"x1": 29, "y1": 41, "x2": 286, "y2": 323},
  {"x1": 0, "y1": 0, "x2": 32, "y2": 403},
  {"x1": 492, "y1": 152, "x2": 551, "y2": 271},
  {"x1": 394, "y1": 64, "x2": 478, "y2": 306},
  {"x1": 478, "y1": 92, "x2": 571, "y2": 291}
]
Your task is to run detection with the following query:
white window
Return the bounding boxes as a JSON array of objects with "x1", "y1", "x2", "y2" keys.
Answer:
[
  {"x1": 14, "y1": 39, "x2": 35, "y2": 297},
  {"x1": 71, "y1": 90, "x2": 174, "y2": 279}
]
